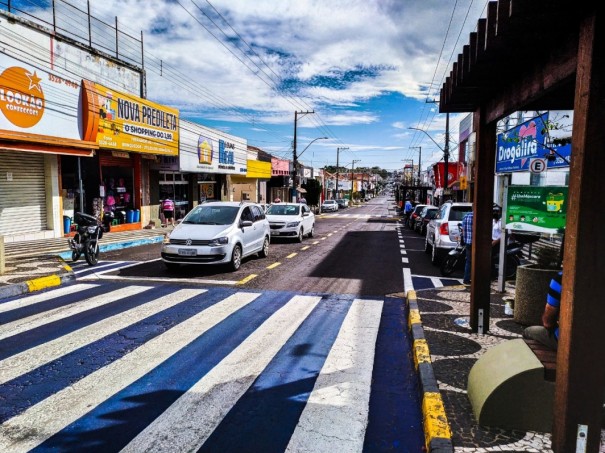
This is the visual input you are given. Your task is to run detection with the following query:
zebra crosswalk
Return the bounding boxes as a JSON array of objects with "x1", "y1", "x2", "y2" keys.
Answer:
[{"x1": 0, "y1": 282, "x2": 424, "y2": 452}]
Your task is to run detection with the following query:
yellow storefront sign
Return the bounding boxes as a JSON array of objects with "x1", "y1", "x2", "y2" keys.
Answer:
[{"x1": 81, "y1": 80, "x2": 179, "y2": 156}]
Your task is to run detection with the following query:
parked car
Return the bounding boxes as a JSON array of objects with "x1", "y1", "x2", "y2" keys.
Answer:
[
  {"x1": 266, "y1": 203, "x2": 315, "y2": 242},
  {"x1": 161, "y1": 201, "x2": 270, "y2": 271},
  {"x1": 321, "y1": 199, "x2": 338, "y2": 212},
  {"x1": 414, "y1": 205, "x2": 439, "y2": 235},
  {"x1": 336, "y1": 198, "x2": 349, "y2": 209},
  {"x1": 407, "y1": 203, "x2": 428, "y2": 228},
  {"x1": 425, "y1": 201, "x2": 473, "y2": 265}
]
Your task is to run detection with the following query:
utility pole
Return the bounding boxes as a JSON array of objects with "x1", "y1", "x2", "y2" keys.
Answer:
[
  {"x1": 292, "y1": 110, "x2": 314, "y2": 202},
  {"x1": 444, "y1": 112, "x2": 450, "y2": 201},
  {"x1": 335, "y1": 147, "x2": 348, "y2": 199},
  {"x1": 410, "y1": 146, "x2": 422, "y2": 184},
  {"x1": 351, "y1": 159, "x2": 360, "y2": 201}
]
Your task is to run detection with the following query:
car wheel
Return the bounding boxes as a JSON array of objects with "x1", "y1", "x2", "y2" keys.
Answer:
[
  {"x1": 424, "y1": 235, "x2": 432, "y2": 254},
  {"x1": 296, "y1": 228, "x2": 304, "y2": 243},
  {"x1": 259, "y1": 236, "x2": 269, "y2": 258},
  {"x1": 308, "y1": 224, "x2": 314, "y2": 238},
  {"x1": 229, "y1": 244, "x2": 242, "y2": 271},
  {"x1": 431, "y1": 242, "x2": 440, "y2": 265}
]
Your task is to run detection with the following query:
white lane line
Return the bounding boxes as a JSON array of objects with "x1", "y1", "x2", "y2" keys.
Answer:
[
  {"x1": 85, "y1": 275, "x2": 240, "y2": 285},
  {"x1": 0, "y1": 285, "x2": 151, "y2": 341},
  {"x1": 431, "y1": 277, "x2": 445, "y2": 288},
  {"x1": 0, "y1": 288, "x2": 207, "y2": 385},
  {"x1": 401, "y1": 257, "x2": 409, "y2": 263},
  {"x1": 403, "y1": 268, "x2": 414, "y2": 292},
  {"x1": 0, "y1": 292, "x2": 261, "y2": 453},
  {"x1": 0, "y1": 283, "x2": 97, "y2": 314},
  {"x1": 400, "y1": 249, "x2": 407, "y2": 255},
  {"x1": 122, "y1": 295, "x2": 322, "y2": 453},
  {"x1": 286, "y1": 298, "x2": 383, "y2": 453}
]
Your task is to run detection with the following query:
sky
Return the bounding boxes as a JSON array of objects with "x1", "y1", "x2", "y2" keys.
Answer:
[{"x1": 13, "y1": 0, "x2": 490, "y2": 172}]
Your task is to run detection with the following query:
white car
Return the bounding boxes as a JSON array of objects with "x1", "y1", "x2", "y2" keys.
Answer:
[
  {"x1": 321, "y1": 200, "x2": 338, "y2": 212},
  {"x1": 161, "y1": 201, "x2": 270, "y2": 271},
  {"x1": 266, "y1": 203, "x2": 315, "y2": 242}
]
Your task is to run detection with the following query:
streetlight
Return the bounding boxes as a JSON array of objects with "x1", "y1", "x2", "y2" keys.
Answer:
[
  {"x1": 409, "y1": 125, "x2": 450, "y2": 203},
  {"x1": 292, "y1": 136, "x2": 328, "y2": 202},
  {"x1": 335, "y1": 147, "x2": 349, "y2": 199},
  {"x1": 298, "y1": 136, "x2": 328, "y2": 159}
]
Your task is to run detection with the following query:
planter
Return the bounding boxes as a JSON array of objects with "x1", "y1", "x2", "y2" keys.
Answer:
[{"x1": 513, "y1": 264, "x2": 561, "y2": 326}]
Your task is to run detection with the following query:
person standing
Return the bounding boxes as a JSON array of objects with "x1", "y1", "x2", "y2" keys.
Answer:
[
  {"x1": 461, "y1": 210, "x2": 474, "y2": 285},
  {"x1": 299, "y1": 195, "x2": 307, "y2": 204},
  {"x1": 404, "y1": 199, "x2": 414, "y2": 227},
  {"x1": 162, "y1": 197, "x2": 175, "y2": 227}
]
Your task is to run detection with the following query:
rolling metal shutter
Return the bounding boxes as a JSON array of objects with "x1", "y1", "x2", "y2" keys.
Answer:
[{"x1": 0, "y1": 151, "x2": 47, "y2": 235}]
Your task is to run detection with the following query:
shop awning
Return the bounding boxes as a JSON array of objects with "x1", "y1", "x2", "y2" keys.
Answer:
[{"x1": 0, "y1": 130, "x2": 97, "y2": 157}]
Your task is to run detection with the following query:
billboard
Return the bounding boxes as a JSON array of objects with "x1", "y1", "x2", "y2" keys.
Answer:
[
  {"x1": 505, "y1": 185, "x2": 567, "y2": 234},
  {"x1": 496, "y1": 113, "x2": 571, "y2": 173}
]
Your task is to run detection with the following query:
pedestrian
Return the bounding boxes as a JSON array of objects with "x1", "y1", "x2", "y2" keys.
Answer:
[
  {"x1": 461, "y1": 210, "x2": 474, "y2": 285},
  {"x1": 492, "y1": 206, "x2": 502, "y2": 250},
  {"x1": 162, "y1": 197, "x2": 175, "y2": 226},
  {"x1": 522, "y1": 271, "x2": 563, "y2": 350},
  {"x1": 274, "y1": 196, "x2": 281, "y2": 203},
  {"x1": 299, "y1": 195, "x2": 307, "y2": 204},
  {"x1": 404, "y1": 199, "x2": 414, "y2": 227}
]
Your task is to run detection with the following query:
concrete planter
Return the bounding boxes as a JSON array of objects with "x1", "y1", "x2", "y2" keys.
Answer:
[{"x1": 513, "y1": 264, "x2": 560, "y2": 326}]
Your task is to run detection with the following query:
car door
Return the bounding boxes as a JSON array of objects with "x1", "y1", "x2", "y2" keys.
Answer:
[
  {"x1": 250, "y1": 205, "x2": 267, "y2": 252},
  {"x1": 301, "y1": 204, "x2": 314, "y2": 232},
  {"x1": 239, "y1": 206, "x2": 258, "y2": 256}
]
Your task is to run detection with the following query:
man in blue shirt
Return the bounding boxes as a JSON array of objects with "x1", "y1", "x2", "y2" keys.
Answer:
[
  {"x1": 460, "y1": 211, "x2": 474, "y2": 285},
  {"x1": 404, "y1": 199, "x2": 414, "y2": 227},
  {"x1": 522, "y1": 271, "x2": 563, "y2": 350}
]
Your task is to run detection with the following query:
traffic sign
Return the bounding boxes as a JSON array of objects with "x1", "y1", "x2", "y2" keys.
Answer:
[{"x1": 529, "y1": 158, "x2": 547, "y2": 174}]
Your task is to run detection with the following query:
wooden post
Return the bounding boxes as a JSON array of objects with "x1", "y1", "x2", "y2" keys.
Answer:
[{"x1": 469, "y1": 108, "x2": 496, "y2": 333}]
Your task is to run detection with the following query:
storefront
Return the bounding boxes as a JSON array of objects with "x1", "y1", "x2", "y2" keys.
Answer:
[
  {"x1": 269, "y1": 157, "x2": 292, "y2": 202},
  {"x1": 79, "y1": 80, "x2": 179, "y2": 230},
  {"x1": 179, "y1": 119, "x2": 247, "y2": 206},
  {"x1": 231, "y1": 147, "x2": 272, "y2": 202}
]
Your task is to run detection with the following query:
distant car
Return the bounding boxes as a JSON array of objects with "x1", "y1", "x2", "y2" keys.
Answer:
[
  {"x1": 336, "y1": 198, "x2": 349, "y2": 209},
  {"x1": 321, "y1": 200, "x2": 338, "y2": 212},
  {"x1": 425, "y1": 201, "x2": 473, "y2": 265},
  {"x1": 414, "y1": 205, "x2": 439, "y2": 235},
  {"x1": 161, "y1": 201, "x2": 270, "y2": 271},
  {"x1": 407, "y1": 203, "x2": 428, "y2": 228},
  {"x1": 266, "y1": 203, "x2": 315, "y2": 242}
]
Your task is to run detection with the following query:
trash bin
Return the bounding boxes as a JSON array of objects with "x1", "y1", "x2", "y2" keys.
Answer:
[
  {"x1": 134, "y1": 209, "x2": 140, "y2": 223},
  {"x1": 63, "y1": 215, "x2": 71, "y2": 234},
  {"x1": 126, "y1": 210, "x2": 134, "y2": 223}
]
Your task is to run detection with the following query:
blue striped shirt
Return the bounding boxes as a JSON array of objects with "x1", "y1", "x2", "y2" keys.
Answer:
[{"x1": 547, "y1": 271, "x2": 563, "y2": 339}]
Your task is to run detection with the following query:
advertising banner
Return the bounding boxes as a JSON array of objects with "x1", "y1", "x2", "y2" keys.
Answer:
[
  {"x1": 496, "y1": 113, "x2": 571, "y2": 173},
  {"x1": 179, "y1": 119, "x2": 247, "y2": 174},
  {"x1": 0, "y1": 54, "x2": 81, "y2": 139},
  {"x1": 81, "y1": 80, "x2": 179, "y2": 155},
  {"x1": 505, "y1": 185, "x2": 568, "y2": 234}
]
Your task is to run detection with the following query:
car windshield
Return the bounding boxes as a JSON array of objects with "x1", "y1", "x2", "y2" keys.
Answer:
[
  {"x1": 267, "y1": 205, "x2": 300, "y2": 216},
  {"x1": 450, "y1": 206, "x2": 473, "y2": 221},
  {"x1": 181, "y1": 205, "x2": 239, "y2": 225},
  {"x1": 324, "y1": 201, "x2": 335, "y2": 204}
]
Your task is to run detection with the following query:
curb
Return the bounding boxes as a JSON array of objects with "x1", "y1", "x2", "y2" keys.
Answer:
[
  {"x1": 0, "y1": 258, "x2": 75, "y2": 301},
  {"x1": 407, "y1": 289, "x2": 454, "y2": 452},
  {"x1": 57, "y1": 235, "x2": 165, "y2": 260}
]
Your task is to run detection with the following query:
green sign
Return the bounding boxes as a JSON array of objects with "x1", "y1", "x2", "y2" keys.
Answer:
[{"x1": 505, "y1": 185, "x2": 567, "y2": 234}]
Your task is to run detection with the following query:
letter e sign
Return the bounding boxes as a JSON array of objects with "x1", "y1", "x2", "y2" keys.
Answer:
[{"x1": 529, "y1": 158, "x2": 547, "y2": 174}]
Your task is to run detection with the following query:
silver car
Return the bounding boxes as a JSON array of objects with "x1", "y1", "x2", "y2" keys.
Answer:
[
  {"x1": 266, "y1": 203, "x2": 315, "y2": 242},
  {"x1": 425, "y1": 201, "x2": 473, "y2": 265},
  {"x1": 161, "y1": 201, "x2": 270, "y2": 271},
  {"x1": 321, "y1": 200, "x2": 338, "y2": 212}
]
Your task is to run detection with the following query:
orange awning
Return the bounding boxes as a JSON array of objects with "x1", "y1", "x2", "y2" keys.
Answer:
[{"x1": 0, "y1": 130, "x2": 97, "y2": 157}]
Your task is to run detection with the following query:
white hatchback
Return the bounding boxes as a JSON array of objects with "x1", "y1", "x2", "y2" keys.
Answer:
[
  {"x1": 161, "y1": 201, "x2": 270, "y2": 271},
  {"x1": 266, "y1": 203, "x2": 315, "y2": 242}
]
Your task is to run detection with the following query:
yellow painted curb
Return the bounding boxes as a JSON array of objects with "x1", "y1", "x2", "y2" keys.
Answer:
[
  {"x1": 422, "y1": 392, "x2": 452, "y2": 447},
  {"x1": 408, "y1": 308, "x2": 421, "y2": 328},
  {"x1": 26, "y1": 275, "x2": 61, "y2": 292},
  {"x1": 236, "y1": 274, "x2": 257, "y2": 285},
  {"x1": 413, "y1": 338, "x2": 431, "y2": 368}
]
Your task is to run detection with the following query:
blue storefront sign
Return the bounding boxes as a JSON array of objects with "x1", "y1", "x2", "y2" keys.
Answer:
[{"x1": 496, "y1": 113, "x2": 571, "y2": 173}]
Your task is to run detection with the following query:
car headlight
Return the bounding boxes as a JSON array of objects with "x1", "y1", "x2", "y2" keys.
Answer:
[
  {"x1": 163, "y1": 233, "x2": 170, "y2": 244},
  {"x1": 209, "y1": 237, "x2": 229, "y2": 246},
  {"x1": 286, "y1": 221, "x2": 300, "y2": 228}
]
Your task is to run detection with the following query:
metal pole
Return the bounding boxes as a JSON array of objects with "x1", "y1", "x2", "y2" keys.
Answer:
[
  {"x1": 444, "y1": 113, "x2": 450, "y2": 203},
  {"x1": 292, "y1": 110, "x2": 314, "y2": 202},
  {"x1": 77, "y1": 157, "x2": 84, "y2": 214}
]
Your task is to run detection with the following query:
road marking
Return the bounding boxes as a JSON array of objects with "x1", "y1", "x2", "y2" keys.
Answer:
[
  {"x1": 327, "y1": 233, "x2": 333, "y2": 237},
  {"x1": 320, "y1": 237, "x2": 327, "y2": 241},
  {"x1": 237, "y1": 274, "x2": 258, "y2": 285},
  {"x1": 122, "y1": 295, "x2": 323, "y2": 452},
  {"x1": 301, "y1": 246, "x2": 310, "y2": 251},
  {"x1": 267, "y1": 262, "x2": 281, "y2": 269},
  {"x1": 431, "y1": 277, "x2": 445, "y2": 288},
  {"x1": 403, "y1": 267, "x2": 414, "y2": 292},
  {"x1": 401, "y1": 257, "x2": 409, "y2": 263},
  {"x1": 400, "y1": 249, "x2": 407, "y2": 255},
  {"x1": 84, "y1": 274, "x2": 240, "y2": 285},
  {"x1": 286, "y1": 298, "x2": 383, "y2": 452},
  {"x1": 286, "y1": 253, "x2": 297, "y2": 259},
  {"x1": 312, "y1": 241, "x2": 319, "y2": 245}
]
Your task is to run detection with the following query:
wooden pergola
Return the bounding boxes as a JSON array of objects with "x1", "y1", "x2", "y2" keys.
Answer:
[{"x1": 439, "y1": 2, "x2": 603, "y2": 452}]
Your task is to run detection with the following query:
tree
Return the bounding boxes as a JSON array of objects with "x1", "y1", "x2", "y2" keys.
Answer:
[{"x1": 302, "y1": 179, "x2": 322, "y2": 207}]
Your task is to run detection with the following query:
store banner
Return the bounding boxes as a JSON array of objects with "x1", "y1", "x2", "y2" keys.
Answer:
[
  {"x1": 179, "y1": 119, "x2": 247, "y2": 174},
  {"x1": 496, "y1": 113, "x2": 571, "y2": 173},
  {"x1": 505, "y1": 185, "x2": 568, "y2": 234},
  {"x1": 246, "y1": 160, "x2": 271, "y2": 179},
  {"x1": 81, "y1": 80, "x2": 179, "y2": 155}
]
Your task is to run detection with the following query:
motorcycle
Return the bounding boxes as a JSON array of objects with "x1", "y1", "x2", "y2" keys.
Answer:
[
  {"x1": 440, "y1": 238, "x2": 467, "y2": 276},
  {"x1": 69, "y1": 212, "x2": 105, "y2": 266}
]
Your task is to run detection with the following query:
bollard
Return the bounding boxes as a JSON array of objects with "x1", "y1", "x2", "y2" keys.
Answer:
[{"x1": 0, "y1": 236, "x2": 5, "y2": 275}]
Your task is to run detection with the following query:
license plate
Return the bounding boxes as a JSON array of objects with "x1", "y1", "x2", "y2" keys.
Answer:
[
  {"x1": 178, "y1": 248, "x2": 196, "y2": 256},
  {"x1": 271, "y1": 231, "x2": 280, "y2": 235}
]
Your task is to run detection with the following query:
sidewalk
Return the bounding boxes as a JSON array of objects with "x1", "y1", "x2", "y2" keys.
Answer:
[{"x1": 0, "y1": 226, "x2": 170, "y2": 299}]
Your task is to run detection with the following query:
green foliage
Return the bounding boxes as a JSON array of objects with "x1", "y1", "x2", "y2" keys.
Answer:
[{"x1": 302, "y1": 179, "x2": 322, "y2": 206}]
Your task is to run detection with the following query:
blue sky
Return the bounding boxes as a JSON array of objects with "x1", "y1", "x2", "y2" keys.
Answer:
[{"x1": 17, "y1": 0, "x2": 489, "y2": 171}]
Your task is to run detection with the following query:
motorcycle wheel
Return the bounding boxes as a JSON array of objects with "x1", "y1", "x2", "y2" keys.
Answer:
[
  {"x1": 85, "y1": 242, "x2": 100, "y2": 265},
  {"x1": 72, "y1": 250, "x2": 81, "y2": 262},
  {"x1": 505, "y1": 256, "x2": 519, "y2": 279},
  {"x1": 440, "y1": 255, "x2": 458, "y2": 276}
]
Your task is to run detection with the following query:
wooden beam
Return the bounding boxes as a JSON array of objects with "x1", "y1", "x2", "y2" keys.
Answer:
[{"x1": 552, "y1": 10, "x2": 605, "y2": 453}]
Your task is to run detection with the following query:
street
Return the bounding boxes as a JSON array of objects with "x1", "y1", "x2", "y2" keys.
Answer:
[{"x1": 0, "y1": 194, "x2": 469, "y2": 452}]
